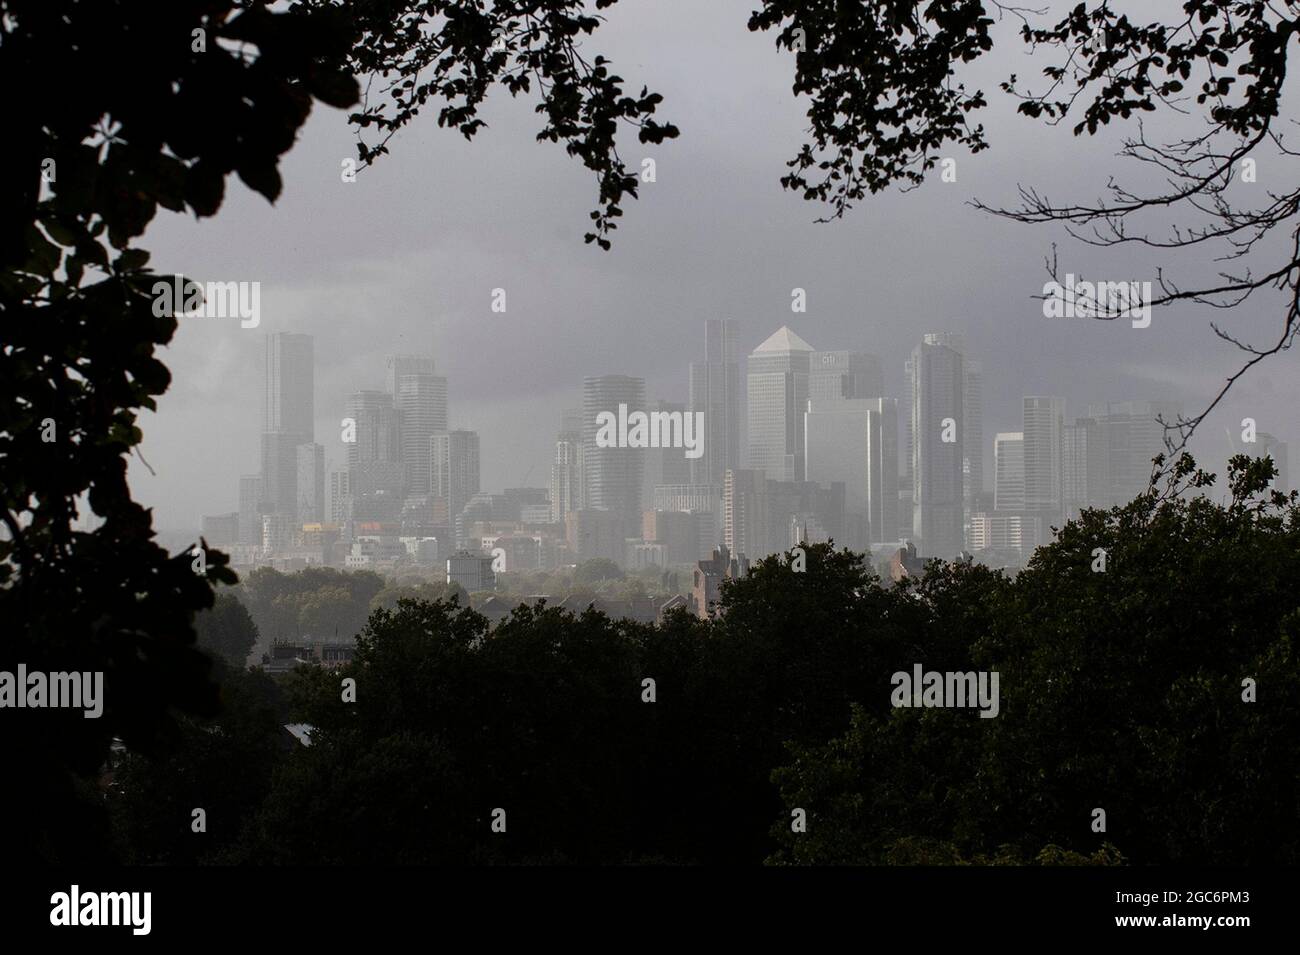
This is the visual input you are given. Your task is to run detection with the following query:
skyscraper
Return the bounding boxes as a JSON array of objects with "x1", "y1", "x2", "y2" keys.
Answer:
[
  {"x1": 1084, "y1": 401, "x2": 1182, "y2": 506},
  {"x1": 260, "y1": 333, "x2": 314, "y2": 526},
  {"x1": 910, "y1": 338, "x2": 964, "y2": 557},
  {"x1": 902, "y1": 353, "x2": 915, "y2": 504},
  {"x1": 864, "y1": 397, "x2": 900, "y2": 543},
  {"x1": 747, "y1": 326, "x2": 813, "y2": 483},
  {"x1": 432, "y1": 429, "x2": 481, "y2": 547},
  {"x1": 689, "y1": 319, "x2": 742, "y2": 490},
  {"x1": 964, "y1": 358, "x2": 984, "y2": 507},
  {"x1": 1062, "y1": 420, "x2": 1090, "y2": 520},
  {"x1": 388, "y1": 354, "x2": 435, "y2": 394},
  {"x1": 994, "y1": 432, "x2": 1026, "y2": 511},
  {"x1": 238, "y1": 474, "x2": 263, "y2": 546},
  {"x1": 1023, "y1": 396, "x2": 1065, "y2": 542},
  {"x1": 264, "y1": 332, "x2": 314, "y2": 441},
  {"x1": 328, "y1": 468, "x2": 352, "y2": 525},
  {"x1": 582, "y1": 375, "x2": 646, "y2": 532},
  {"x1": 347, "y1": 390, "x2": 403, "y2": 519},
  {"x1": 909, "y1": 333, "x2": 981, "y2": 510},
  {"x1": 550, "y1": 430, "x2": 583, "y2": 525},
  {"x1": 392, "y1": 355, "x2": 448, "y2": 496},
  {"x1": 808, "y1": 350, "x2": 884, "y2": 403},
  {"x1": 722, "y1": 466, "x2": 846, "y2": 559},
  {"x1": 723, "y1": 468, "x2": 765, "y2": 559},
  {"x1": 651, "y1": 483, "x2": 718, "y2": 559},
  {"x1": 804, "y1": 399, "x2": 869, "y2": 550},
  {"x1": 296, "y1": 443, "x2": 325, "y2": 524},
  {"x1": 803, "y1": 396, "x2": 898, "y2": 545},
  {"x1": 641, "y1": 398, "x2": 692, "y2": 508},
  {"x1": 259, "y1": 431, "x2": 300, "y2": 518}
]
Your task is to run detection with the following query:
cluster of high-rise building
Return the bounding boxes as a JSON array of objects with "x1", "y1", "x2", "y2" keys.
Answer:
[
  {"x1": 200, "y1": 322, "x2": 1292, "y2": 584},
  {"x1": 204, "y1": 336, "x2": 484, "y2": 573}
]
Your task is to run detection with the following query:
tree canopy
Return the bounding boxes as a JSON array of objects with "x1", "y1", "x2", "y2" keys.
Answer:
[
  {"x1": 195, "y1": 592, "x2": 261, "y2": 668},
  {"x1": 95, "y1": 455, "x2": 1300, "y2": 865}
]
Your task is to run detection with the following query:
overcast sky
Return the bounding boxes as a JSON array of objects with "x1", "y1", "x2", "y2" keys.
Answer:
[{"x1": 128, "y1": 0, "x2": 1300, "y2": 531}]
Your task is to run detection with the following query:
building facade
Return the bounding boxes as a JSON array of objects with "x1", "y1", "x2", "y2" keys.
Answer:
[
  {"x1": 393, "y1": 357, "x2": 448, "y2": 496},
  {"x1": 688, "y1": 319, "x2": 743, "y2": 490},
  {"x1": 582, "y1": 375, "x2": 646, "y2": 530},
  {"x1": 910, "y1": 338, "x2": 964, "y2": 558},
  {"x1": 431, "y1": 429, "x2": 481, "y2": 548},
  {"x1": 747, "y1": 326, "x2": 814, "y2": 483}
]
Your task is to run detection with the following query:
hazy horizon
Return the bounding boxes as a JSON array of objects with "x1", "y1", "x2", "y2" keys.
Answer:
[{"x1": 125, "y1": 0, "x2": 1300, "y2": 533}]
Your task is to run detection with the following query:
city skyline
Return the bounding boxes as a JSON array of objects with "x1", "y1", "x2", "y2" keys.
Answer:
[
  {"x1": 196, "y1": 318, "x2": 1290, "y2": 574},
  {"x1": 155, "y1": 308, "x2": 1294, "y2": 537},
  {"x1": 118, "y1": 0, "x2": 1300, "y2": 538}
]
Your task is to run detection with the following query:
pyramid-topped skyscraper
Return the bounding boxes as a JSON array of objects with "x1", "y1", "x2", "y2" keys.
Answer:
[{"x1": 746, "y1": 326, "x2": 814, "y2": 482}]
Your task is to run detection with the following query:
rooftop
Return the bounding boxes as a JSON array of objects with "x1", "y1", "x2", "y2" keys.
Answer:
[{"x1": 754, "y1": 325, "x2": 814, "y2": 354}]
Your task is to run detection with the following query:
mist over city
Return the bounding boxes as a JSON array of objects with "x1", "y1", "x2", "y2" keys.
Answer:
[
  {"x1": 128, "y1": 0, "x2": 1298, "y2": 539},
  {"x1": 5, "y1": 0, "x2": 1298, "y2": 937}
]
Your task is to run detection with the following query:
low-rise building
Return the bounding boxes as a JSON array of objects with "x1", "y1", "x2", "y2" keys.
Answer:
[
  {"x1": 447, "y1": 550, "x2": 496, "y2": 592},
  {"x1": 691, "y1": 544, "x2": 749, "y2": 618},
  {"x1": 888, "y1": 541, "x2": 927, "y2": 584}
]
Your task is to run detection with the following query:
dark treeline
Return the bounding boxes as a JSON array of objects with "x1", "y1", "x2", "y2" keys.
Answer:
[
  {"x1": 104, "y1": 456, "x2": 1300, "y2": 864},
  {"x1": 198, "y1": 561, "x2": 689, "y2": 669}
]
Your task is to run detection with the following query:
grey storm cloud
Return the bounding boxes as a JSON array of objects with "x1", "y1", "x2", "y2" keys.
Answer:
[{"x1": 128, "y1": 0, "x2": 1299, "y2": 530}]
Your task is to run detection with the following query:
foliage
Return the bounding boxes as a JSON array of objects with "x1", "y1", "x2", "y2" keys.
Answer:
[
  {"x1": 371, "y1": 579, "x2": 468, "y2": 613},
  {"x1": 767, "y1": 455, "x2": 1300, "y2": 865},
  {"x1": 572, "y1": 557, "x2": 625, "y2": 585},
  {"x1": 108, "y1": 662, "x2": 286, "y2": 864},
  {"x1": 195, "y1": 592, "x2": 261, "y2": 668},
  {"x1": 236, "y1": 567, "x2": 386, "y2": 650},
  {"x1": 100, "y1": 458, "x2": 1300, "y2": 865},
  {"x1": 0, "y1": 0, "x2": 359, "y2": 863},
  {"x1": 307, "y1": 0, "x2": 680, "y2": 249},
  {"x1": 750, "y1": 0, "x2": 993, "y2": 218}
]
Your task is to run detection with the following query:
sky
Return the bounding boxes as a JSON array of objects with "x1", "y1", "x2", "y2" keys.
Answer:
[{"x1": 128, "y1": 0, "x2": 1300, "y2": 531}]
